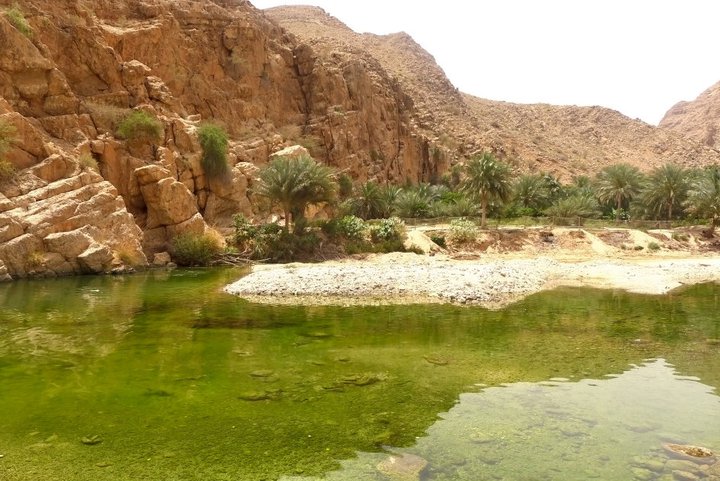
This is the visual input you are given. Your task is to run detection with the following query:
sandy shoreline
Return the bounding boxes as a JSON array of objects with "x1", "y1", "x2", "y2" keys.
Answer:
[{"x1": 224, "y1": 253, "x2": 720, "y2": 309}]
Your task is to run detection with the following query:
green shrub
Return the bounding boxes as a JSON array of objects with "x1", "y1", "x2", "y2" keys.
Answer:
[
  {"x1": 671, "y1": 232, "x2": 689, "y2": 242},
  {"x1": 78, "y1": 153, "x2": 99, "y2": 171},
  {"x1": 370, "y1": 217, "x2": 405, "y2": 242},
  {"x1": 26, "y1": 251, "x2": 44, "y2": 268},
  {"x1": 648, "y1": 241, "x2": 660, "y2": 251},
  {"x1": 430, "y1": 235, "x2": 447, "y2": 248},
  {"x1": 0, "y1": 119, "x2": 16, "y2": 182},
  {"x1": 337, "y1": 215, "x2": 367, "y2": 240},
  {"x1": 371, "y1": 238, "x2": 406, "y2": 253},
  {"x1": 6, "y1": 4, "x2": 32, "y2": 37},
  {"x1": 448, "y1": 218, "x2": 478, "y2": 244},
  {"x1": 318, "y1": 218, "x2": 342, "y2": 239},
  {"x1": 232, "y1": 214, "x2": 258, "y2": 248},
  {"x1": 545, "y1": 194, "x2": 598, "y2": 219},
  {"x1": 233, "y1": 221, "x2": 321, "y2": 262},
  {"x1": 344, "y1": 239, "x2": 370, "y2": 255},
  {"x1": 0, "y1": 159, "x2": 15, "y2": 182},
  {"x1": 198, "y1": 123, "x2": 229, "y2": 179},
  {"x1": 116, "y1": 110, "x2": 163, "y2": 143},
  {"x1": 84, "y1": 102, "x2": 130, "y2": 133},
  {"x1": 254, "y1": 225, "x2": 320, "y2": 262},
  {"x1": 0, "y1": 118, "x2": 15, "y2": 155},
  {"x1": 297, "y1": 135, "x2": 323, "y2": 157},
  {"x1": 171, "y1": 232, "x2": 222, "y2": 266},
  {"x1": 338, "y1": 173, "x2": 353, "y2": 199},
  {"x1": 394, "y1": 190, "x2": 430, "y2": 218}
]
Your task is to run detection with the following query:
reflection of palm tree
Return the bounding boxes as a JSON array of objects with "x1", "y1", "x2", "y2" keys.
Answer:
[
  {"x1": 463, "y1": 153, "x2": 512, "y2": 228},
  {"x1": 595, "y1": 163, "x2": 644, "y2": 220}
]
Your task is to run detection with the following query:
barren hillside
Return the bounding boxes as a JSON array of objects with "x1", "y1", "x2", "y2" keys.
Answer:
[
  {"x1": 660, "y1": 81, "x2": 720, "y2": 151},
  {"x1": 266, "y1": 5, "x2": 720, "y2": 179}
]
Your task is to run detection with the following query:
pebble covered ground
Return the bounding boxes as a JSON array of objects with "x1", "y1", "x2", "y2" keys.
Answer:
[
  {"x1": 225, "y1": 254, "x2": 720, "y2": 308},
  {"x1": 226, "y1": 255, "x2": 555, "y2": 306}
]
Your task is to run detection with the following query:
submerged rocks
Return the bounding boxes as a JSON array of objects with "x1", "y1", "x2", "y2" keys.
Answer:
[
  {"x1": 630, "y1": 444, "x2": 718, "y2": 481},
  {"x1": 376, "y1": 453, "x2": 428, "y2": 481},
  {"x1": 663, "y1": 444, "x2": 716, "y2": 464}
]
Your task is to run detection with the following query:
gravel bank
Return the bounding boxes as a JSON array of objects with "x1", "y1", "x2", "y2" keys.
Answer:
[{"x1": 224, "y1": 254, "x2": 720, "y2": 308}]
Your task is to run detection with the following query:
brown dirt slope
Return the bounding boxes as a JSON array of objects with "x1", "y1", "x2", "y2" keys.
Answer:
[
  {"x1": 266, "y1": 5, "x2": 720, "y2": 179},
  {"x1": 660, "y1": 81, "x2": 720, "y2": 151}
]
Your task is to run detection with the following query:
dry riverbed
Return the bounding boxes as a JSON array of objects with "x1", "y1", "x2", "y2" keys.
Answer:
[{"x1": 224, "y1": 253, "x2": 720, "y2": 309}]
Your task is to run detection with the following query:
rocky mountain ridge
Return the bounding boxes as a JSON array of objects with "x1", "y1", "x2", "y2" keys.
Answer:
[
  {"x1": 0, "y1": 0, "x2": 718, "y2": 280},
  {"x1": 266, "y1": 5, "x2": 720, "y2": 178},
  {"x1": 660, "y1": 80, "x2": 720, "y2": 150}
]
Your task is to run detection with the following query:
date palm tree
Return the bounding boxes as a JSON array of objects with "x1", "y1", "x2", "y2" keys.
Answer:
[
  {"x1": 595, "y1": 163, "x2": 644, "y2": 221},
  {"x1": 513, "y1": 174, "x2": 551, "y2": 214},
  {"x1": 255, "y1": 154, "x2": 336, "y2": 232},
  {"x1": 685, "y1": 166, "x2": 720, "y2": 236},
  {"x1": 463, "y1": 152, "x2": 513, "y2": 228},
  {"x1": 638, "y1": 163, "x2": 690, "y2": 220}
]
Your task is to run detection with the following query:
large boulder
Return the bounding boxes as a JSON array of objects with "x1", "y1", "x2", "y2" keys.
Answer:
[
  {"x1": 0, "y1": 167, "x2": 147, "y2": 278},
  {"x1": 77, "y1": 243, "x2": 114, "y2": 274},
  {"x1": 135, "y1": 164, "x2": 200, "y2": 228}
]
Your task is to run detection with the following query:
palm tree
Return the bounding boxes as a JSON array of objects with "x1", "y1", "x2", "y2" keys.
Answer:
[
  {"x1": 255, "y1": 155, "x2": 336, "y2": 232},
  {"x1": 638, "y1": 163, "x2": 690, "y2": 220},
  {"x1": 545, "y1": 193, "x2": 599, "y2": 219},
  {"x1": 595, "y1": 163, "x2": 644, "y2": 221},
  {"x1": 685, "y1": 166, "x2": 720, "y2": 236},
  {"x1": 350, "y1": 181, "x2": 384, "y2": 219},
  {"x1": 513, "y1": 174, "x2": 551, "y2": 214},
  {"x1": 462, "y1": 152, "x2": 513, "y2": 227},
  {"x1": 378, "y1": 184, "x2": 401, "y2": 218},
  {"x1": 394, "y1": 189, "x2": 430, "y2": 218}
]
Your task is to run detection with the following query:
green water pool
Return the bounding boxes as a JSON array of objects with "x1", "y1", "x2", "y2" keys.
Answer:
[{"x1": 0, "y1": 268, "x2": 718, "y2": 480}]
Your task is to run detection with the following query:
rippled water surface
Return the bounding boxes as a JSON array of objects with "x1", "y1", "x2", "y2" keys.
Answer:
[{"x1": 0, "y1": 268, "x2": 718, "y2": 481}]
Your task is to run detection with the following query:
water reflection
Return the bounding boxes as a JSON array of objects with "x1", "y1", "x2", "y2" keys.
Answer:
[
  {"x1": 0, "y1": 270, "x2": 719, "y2": 481},
  {"x1": 294, "y1": 359, "x2": 720, "y2": 481}
]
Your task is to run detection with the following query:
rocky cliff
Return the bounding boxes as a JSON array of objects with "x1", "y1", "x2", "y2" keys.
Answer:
[
  {"x1": 1, "y1": 0, "x2": 718, "y2": 280},
  {"x1": 0, "y1": 0, "x2": 444, "y2": 279},
  {"x1": 266, "y1": 5, "x2": 720, "y2": 179},
  {"x1": 660, "y1": 81, "x2": 720, "y2": 150}
]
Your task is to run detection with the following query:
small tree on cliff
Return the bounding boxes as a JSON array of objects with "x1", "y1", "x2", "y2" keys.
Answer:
[
  {"x1": 198, "y1": 123, "x2": 229, "y2": 179},
  {"x1": 255, "y1": 154, "x2": 336, "y2": 233},
  {"x1": 0, "y1": 119, "x2": 17, "y2": 181},
  {"x1": 116, "y1": 110, "x2": 163, "y2": 144},
  {"x1": 462, "y1": 152, "x2": 513, "y2": 228}
]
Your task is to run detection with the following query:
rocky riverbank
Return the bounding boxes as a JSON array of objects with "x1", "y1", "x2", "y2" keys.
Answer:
[{"x1": 224, "y1": 253, "x2": 720, "y2": 308}]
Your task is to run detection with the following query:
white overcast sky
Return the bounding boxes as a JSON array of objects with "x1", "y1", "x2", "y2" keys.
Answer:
[{"x1": 251, "y1": 0, "x2": 720, "y2": 125}]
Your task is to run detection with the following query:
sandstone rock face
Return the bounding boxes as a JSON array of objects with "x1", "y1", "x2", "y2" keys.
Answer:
[
  {"x1": 660, "y1": 81, "x2": 720, "y2": 150},
  {"x1": 0, "y1": 165, "x2": 147, "y2": 279},
  {"x1": 269, "y1": 145, "x2": 311, "y2": 161}
]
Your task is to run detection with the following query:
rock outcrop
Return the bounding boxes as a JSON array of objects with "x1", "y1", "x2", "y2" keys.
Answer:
[{"x1": 660, "y1": 81, "x2": 720, "y2": 150}]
